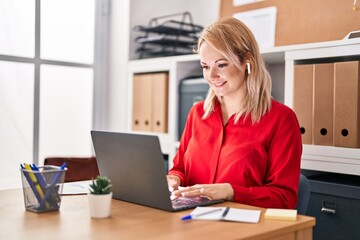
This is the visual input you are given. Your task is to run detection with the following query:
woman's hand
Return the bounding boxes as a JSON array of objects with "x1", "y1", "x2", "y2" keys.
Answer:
[
  {"x1": 167, "y1": 175, "x2": 181, "y2": 192},
  {"x1": 171, "y1": 183, "x2": 234, "y2": 201}
]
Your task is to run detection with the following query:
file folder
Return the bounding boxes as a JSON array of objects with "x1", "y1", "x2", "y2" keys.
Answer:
[
  {"x1": 334, "y1": 61, "x2": 360, "y2": 148},
  {"x1": 313, "y1": 63, "x2": 334, "y2": 146},
  {"x1": 151, "y1": 72, "x2": 168, "y2": 133},
  {"x1": 132, "y1": 73, "x2": 153, "y2": 132},
  {"x1": 132, "y1": 72, "x2": 169, "y2": 133},
  {"x1": 293, "y1": 64, "x2": 314, "y2": 144}
]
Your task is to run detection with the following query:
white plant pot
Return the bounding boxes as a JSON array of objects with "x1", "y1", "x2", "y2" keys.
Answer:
[{"x1": 88, "y1": 192, "x2": 113, "y2": 218}]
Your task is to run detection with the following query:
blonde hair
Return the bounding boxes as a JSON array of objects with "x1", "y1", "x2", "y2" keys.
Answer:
[{"x1": 196, "y1": 17, "x2": 272, "y2": 124}]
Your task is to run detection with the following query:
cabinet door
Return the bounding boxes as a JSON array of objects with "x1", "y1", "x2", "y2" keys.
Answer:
[
  {"x1": 308, "y1": 181, "x2": 360, "y2": 240},
  {"x1": 132, "y1": 74, "x2": 153, "y2": 132}
]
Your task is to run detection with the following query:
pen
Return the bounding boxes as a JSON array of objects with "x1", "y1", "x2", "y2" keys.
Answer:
[
  {"x1": 43, "y1": 163, "x2": 67, "y2": 209},
  {"x1": 23, "y1": 163, "x2": 50, "y2": 209},
  {"x1": 221, "y1": 207, "x2": 230, "y2": 218},
  {"x1": 31, "y1": 164, "x2": 60, "y2": 208},
  {"x1": 181, "y1": 208, "x2": 224, "y2": 220},
  {"x1": 30, "y1": 164, "x2": 47, "y2": 188},
  {"x1": 20, "y1": 164, "x2": 44, "y2": 205}
]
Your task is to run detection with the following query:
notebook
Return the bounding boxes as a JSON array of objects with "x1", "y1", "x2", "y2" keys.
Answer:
[{"x1": 90, "y1": 130, "x2": 223, "y2": 212}]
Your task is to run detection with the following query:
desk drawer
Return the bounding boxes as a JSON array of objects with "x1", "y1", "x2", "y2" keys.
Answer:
[{"x1": 307, "y1": 174, "x2": 360, "y2": 240}]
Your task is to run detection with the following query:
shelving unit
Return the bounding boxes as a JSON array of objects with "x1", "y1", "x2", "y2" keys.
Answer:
[
  {"x1": 127, "y1": 38, "x2": 360, "y2": 173},
  {"x1": 284, "y1": 38, "x2": 360, "y2": 176}
]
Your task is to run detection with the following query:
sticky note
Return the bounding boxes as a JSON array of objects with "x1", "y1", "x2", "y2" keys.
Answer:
[{"x1": 264, "y1": 208, "x2": 297, "y2": 221}]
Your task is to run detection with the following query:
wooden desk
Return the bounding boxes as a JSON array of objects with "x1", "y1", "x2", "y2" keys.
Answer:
[{"x1": 0, "y1": 189, "x2": 315, "y2": 240}]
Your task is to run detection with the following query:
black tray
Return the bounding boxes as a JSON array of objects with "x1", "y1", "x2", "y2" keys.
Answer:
[
  {"x1": 133, "y1": 12, "x2": 203, "y2": 59},
  {"x1": 133, "y1": 20, "x2": 203, "y2": 35},
  {"x1": 135, "y1": 46, "x2": 193, "y2": 57},
  {"x1": 135, "y1": 34, "x2": 197, "y2": 48}
]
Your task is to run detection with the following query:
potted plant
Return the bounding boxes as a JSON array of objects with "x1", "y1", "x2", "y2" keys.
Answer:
[{"x1": 88, "y1": 176, "x2": 113, "y2": 218}]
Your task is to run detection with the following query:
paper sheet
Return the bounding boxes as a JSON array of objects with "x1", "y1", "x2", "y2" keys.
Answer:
[
  {"x1": 190, "y1": 206, "x2": 261, "y2": 223},
  {"x1": 62, "y1": 180, "x2": 91, "y2": 195}
]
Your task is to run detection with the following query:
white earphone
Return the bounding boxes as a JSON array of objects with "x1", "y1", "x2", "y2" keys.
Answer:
[{"x1": 246, "y1": 62, "x2": 251, "y2": 75}]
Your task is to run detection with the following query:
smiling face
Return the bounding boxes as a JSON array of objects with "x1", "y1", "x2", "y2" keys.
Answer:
[{"x1": 199, "y1": 42, "x2": 247, "y2": 101}]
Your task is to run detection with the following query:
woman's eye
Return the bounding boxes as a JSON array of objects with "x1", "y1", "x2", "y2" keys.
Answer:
[
  {"x1": 201, "y1": 65, "x2": 209, "y2": 70},
  {"x1": 218, "y1": 63, "x2": 228, "y2": 68}
]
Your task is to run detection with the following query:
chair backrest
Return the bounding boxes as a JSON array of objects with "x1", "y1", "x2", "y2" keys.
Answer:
[
  {"x1": 44, "y1": 157, "x2": 99, "y2": 182},
  {"x1": 296, "y1": 174, "x2": 310, "y2": 215}
]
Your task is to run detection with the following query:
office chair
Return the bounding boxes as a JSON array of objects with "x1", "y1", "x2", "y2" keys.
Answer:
[
  {"x1": 296, "y1": 174, "x2": 311, "y2": 215},
  {"x1": 44, "y1": 157, "x2": 100, "y2": 182}
]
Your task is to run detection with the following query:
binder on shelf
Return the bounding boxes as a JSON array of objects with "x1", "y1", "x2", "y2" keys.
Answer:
[
  {"x1": 132, "y1": 72, "x2": 169, "y2": 133},
  {"x1": 132, "y1": 73, "x2": 153, "y2": 132},
  {"x1": 152, "y1": 73, "x2": 168, "y2": 133},
  {"x1": 334, "y1": 61, "x2": 360, "y2": 148},
  {"x1": 293, "y1": 64, "x2": 314, "y2": 144},
  {"x1": 313, "y1": 63, "x2": 334, "y2": 146}
]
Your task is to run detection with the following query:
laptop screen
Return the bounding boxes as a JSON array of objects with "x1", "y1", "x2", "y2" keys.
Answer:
[{"x1": 91, "y1": 130, "x2": 223, "y2": 212}]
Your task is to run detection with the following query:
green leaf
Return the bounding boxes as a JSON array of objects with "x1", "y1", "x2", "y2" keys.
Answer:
[{"x1": 89, "y1": 176, "x2": 112, "y2": 194}]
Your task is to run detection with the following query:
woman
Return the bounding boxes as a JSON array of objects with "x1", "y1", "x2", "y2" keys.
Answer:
[{"x1": 167, "y1": 17, "x2": 302, "y2": 209}]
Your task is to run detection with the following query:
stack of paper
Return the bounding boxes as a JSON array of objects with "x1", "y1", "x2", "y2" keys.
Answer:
[{"x1": 264, "y1": 208, "x2": 298, "y2": 221}]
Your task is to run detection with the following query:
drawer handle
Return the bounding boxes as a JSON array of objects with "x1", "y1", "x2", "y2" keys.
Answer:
[{"x1": 321, "y1": 207, "x2": 336, "y2": 214}]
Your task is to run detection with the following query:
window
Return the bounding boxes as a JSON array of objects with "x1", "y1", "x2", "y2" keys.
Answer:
[{"x1": 0, "y1": 0, "x2": 109, "y2": 189}]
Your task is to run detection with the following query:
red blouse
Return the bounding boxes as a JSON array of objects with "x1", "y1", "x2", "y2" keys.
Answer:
[{"x1": 169, "y1": 99, "x2": 302, "y2": 209}]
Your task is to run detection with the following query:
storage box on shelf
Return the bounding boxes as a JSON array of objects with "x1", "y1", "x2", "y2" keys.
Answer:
[
  {"x1": 293, "y1": 60, "x2": 360, "y2": 148},
  {"x1": 132, "y1": 72, "x2": 168, "y2": 133}
]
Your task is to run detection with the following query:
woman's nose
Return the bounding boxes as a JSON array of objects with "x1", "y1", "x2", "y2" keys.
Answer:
[{"x1": 208, "y1": 67, "x2": 219, "y2": 80}]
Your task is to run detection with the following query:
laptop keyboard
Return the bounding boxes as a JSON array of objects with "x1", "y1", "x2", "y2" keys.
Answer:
[{"x1": 171, "y1": 196, "x2": 210, "y2": 208}]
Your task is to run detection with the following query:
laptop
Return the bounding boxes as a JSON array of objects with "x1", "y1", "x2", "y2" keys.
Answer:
[{"x1": 91, "y1": 130, "x2": 223, "y2": 212}]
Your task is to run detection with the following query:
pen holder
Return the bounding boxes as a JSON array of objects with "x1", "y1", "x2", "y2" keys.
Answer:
[{"x1": 20, "y1": 165, "x2": 67, "y2": 213}]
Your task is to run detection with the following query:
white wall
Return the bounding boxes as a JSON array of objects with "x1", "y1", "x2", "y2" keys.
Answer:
[
  {"x1": 109, "y1": 0, "x2": 220, "y2": 131},
  {"x1": 183, "y1": 0, "x2": 220, "y2": 26}
]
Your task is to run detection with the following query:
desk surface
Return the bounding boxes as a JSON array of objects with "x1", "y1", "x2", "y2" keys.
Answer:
[{"x1": 0, "y1": 188, "x2": 315, "y2": 240}]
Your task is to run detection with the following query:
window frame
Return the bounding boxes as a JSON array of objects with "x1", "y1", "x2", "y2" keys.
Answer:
[{"x1": 0, "y1": 0, "x2": 109, "y2": 165}]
